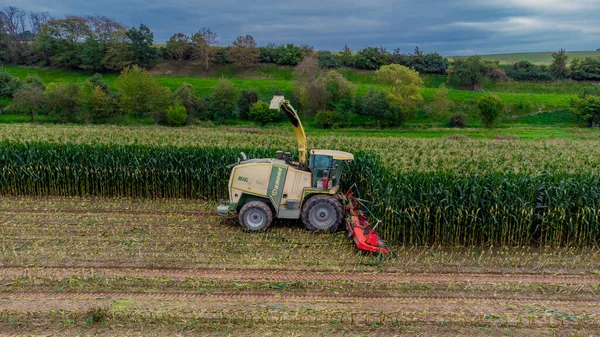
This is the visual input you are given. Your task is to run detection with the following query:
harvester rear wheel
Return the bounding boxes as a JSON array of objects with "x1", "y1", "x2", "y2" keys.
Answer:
[
  {"x1": 239, "y1": 201, "x2": 273, "y2": 231},
  {"x1": 302, "y1": 195, "x2": 343, "y2": 232}
]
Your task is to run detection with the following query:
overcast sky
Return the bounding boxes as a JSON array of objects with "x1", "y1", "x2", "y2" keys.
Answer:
[{"x1": 7, "y1": 0, "x2": 600, "y2": 55}]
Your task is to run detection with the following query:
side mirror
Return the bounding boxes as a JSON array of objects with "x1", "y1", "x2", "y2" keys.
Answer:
[{"x1": 240, "y1": 152, "x2": 247, "y2": 161}]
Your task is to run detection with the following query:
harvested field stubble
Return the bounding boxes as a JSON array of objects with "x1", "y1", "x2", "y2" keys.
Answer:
[{"x1": 1, "y1": 196, "x2": 600, "y2": 335}]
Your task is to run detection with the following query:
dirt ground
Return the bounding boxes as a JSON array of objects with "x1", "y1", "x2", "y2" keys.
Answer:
[{"x1": 1, "y1": 196, "x2": 600, "y2": 336}]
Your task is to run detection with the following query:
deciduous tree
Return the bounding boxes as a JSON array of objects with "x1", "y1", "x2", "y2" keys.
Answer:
[
  {"x1": 0, "y1": 6, "x2": 28, "y2": 63},
  {"x1": 340, "y1": 45, "x2": 353, "y2": 67},
  {"x1": 551, "y1": 48, "x2": 570, "y2": 79},
  {"x1": 114, "y1": 65, "x2": 171, "y2": 119},
  {"x1": 448, "y1": 56, "x2": 490, "y2": 90},
  {"x1": 78, "y1": 37, "x2": 106, "y2": 72},
  {"x1": 126, "y1": 24, "x2": 158, "y2": 67},
  {"x1": 172, "y1": 82, "x2": 203, "y2": 121},
  {"x1": 80, "y1": 81, "x2": 115, "y2": 123},
  {"x1": 570, "y1": 87, "x2": 600, "y2": 127},
  {"x1": 45, "y1": 82, "x2": 80, "y2": 122},
  {"x1": 227, "y1": 35, "x2": 259, "y2": 69},
  {"x1": 102, "y1": 29, "x2": 134, "y2": 71},
  {"x1": 207, "y1": 78, "x2": 239, "y2": 123},
  {"x1": 249, "y1": 100, "x2": 279, "y2": 125},
  {"x1": 191, "y1": 28, "x2": 217, "y2": 71},
  {"x1": 9, "y1": 86, "x2": 46, "y2": 121},
  {"x1": 165, "y1": 33, "x2": 192, "y2": 63},
  {"x1": 376, "y1": 64, "x2": 423, "y2": 107}
]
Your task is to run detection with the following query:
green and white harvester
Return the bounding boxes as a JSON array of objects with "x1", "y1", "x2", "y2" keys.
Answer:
[{"x1": 217, "y1": 96, "x2": 354, "y2": 232}]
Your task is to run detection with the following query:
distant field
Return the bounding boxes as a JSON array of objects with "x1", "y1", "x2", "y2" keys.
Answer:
[{"x1": 451, "y1": 51, "x2": 600, "y2": 65}]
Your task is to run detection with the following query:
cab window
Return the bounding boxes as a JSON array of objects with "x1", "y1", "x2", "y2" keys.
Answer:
[
  {"x1": 309, "y1": 155, "x2": 333, "y2": 169},
  {"x1": 309, "y1": 155, "x2": 334, "y2": 189}
]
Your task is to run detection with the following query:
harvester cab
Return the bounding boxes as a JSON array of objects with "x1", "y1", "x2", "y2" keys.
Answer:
[{"x1": 217, "y1": 96, "x2": 388, "y2": 253}]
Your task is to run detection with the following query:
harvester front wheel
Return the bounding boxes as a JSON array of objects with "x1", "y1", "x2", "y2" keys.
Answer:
[
  {"x1": 239, "y1": 201, "x2": 273, "y2": 231},
  {"x1": 302, "y1": 195, "x2": 343, "y2": 232}
]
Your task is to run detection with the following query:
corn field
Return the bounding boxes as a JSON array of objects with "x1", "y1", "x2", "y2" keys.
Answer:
[{"x1": 1, "y1": 140, "x2": 599, "y2": 247}]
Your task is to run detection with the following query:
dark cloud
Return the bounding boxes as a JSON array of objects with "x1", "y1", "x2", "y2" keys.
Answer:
[{"x1": 5, "y1": 0, "x2": 599, "y2": 55}]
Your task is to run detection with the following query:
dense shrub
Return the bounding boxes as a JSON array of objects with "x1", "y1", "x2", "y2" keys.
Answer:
[
  {"x1": 449, "y1": 114, "x2": 467, "y2": 128},
  {"x1": 355, "y1": 88, "x2": 403, "y2": 127},
  {"x1": 321, "y1": 70, "x2": 354, "y2": 110},
  {"x1": 207, "y1": 79, "x2": 239, "y2": 123},
  {"x1": 570, "y1": 57, "x2": 600, "y2": 81},
  {"x1": 249, "y1": 100, "x2": 279, "y2": 126},
  {"x1": 425, "y1": 84, "x2": 453, "y2": 123},
  {"x1": 166, "y1": 104, "x2": 188, "y2": 126},
  {"x1": 0, "y1": 70, "x2": 23, "y2": 97},
  {"x1": 259, "y1": 43, "x2": 278, "y2": 63},
  {"x1": 353, "y1": 47, "x2": 390, "y2": 70},
  {"x1": 315, "y1": 110, "x2": 337, "y2": 129},
  {"x1": 478, "y1": 95, "x2": 503, "y2": 127},
  {"x1": 87, "y1": 73, "x2": 110, "y2": 93},
  {"x1": 355, "y1": 89, "x2": 388, "y2": 116},
  {"x1": 488, "y1": 62, "x2": 507, "y2": 81},
  {"x1": 317, "y1": 51, "x2": 342, "y2": 69},
  {"x1": 390, "y1": 52, "x2": 448, "y2": 74},
  {"x1": 80, "y1": 82, "x2": 116, "y2": 123},
  {"x1": 276, "y1": 44, "x2": 305, "y2": 65},
  {"x1": 570, "y1": 87, "x2": 600, "y2": 127},
  {"x1": 172, "y1": 83, "x2": 203, "y2": 122},
  {"x1": 418, "y1": 53, "x2": 448, "y2": 74},
  {"x1": 214, "y1": 47, "x2": 230, "y2": 65},
  {"x1": 24, "y1": 74, "x2": 45, "y2": 91},
  {"x1": 503, "y1": 60, "x2": 553, "y2": 81},
  {"x1": 237, "y1": 89, "x2": 259, "y2": 119},
  {"x1": 45, "y1": 83, "x2": 80, "y2": 122}
]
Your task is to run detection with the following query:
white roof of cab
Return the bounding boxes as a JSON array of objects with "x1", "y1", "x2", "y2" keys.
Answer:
[{"x1": 311, "y1": 149, "x2": 354, "y2": 161}]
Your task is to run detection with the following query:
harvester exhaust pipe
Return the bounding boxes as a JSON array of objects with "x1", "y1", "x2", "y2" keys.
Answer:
[
  {"x1": 276, "y1": 151, "x2": 284, "y2": 160},
  {"x1": 283, "y1": 152, "x2": 291, "y2": 163}
]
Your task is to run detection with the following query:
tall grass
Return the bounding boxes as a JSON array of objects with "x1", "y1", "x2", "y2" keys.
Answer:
[{"x1": 1, "y1": 140, "x2": 598, "y2": 247}]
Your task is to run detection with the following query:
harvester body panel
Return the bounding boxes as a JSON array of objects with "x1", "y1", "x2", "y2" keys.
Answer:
[{"x1": 227, "y1": 159, "x2": 313, "y2": 217}]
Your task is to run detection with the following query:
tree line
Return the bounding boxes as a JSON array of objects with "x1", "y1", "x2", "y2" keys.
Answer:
[
  {"x1": 0, "y1": 6, "x2": 448, "y2": 74},
  {"x1": 3, "y1": 6, "x2": 599, "y2": 83}
]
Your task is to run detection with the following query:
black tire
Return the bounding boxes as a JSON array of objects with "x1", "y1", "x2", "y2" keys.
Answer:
[
  {"x1": 302, "y1": 195, "x2": 343, "y2": 232},
  {"x1": 239, "y1": 200, "x2": 273, "y2": 231}
]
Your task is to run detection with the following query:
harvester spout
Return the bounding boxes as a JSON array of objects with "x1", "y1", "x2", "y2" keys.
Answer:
[{"x1": 270, "y1": 96, "x2": 307, "y2": 167}]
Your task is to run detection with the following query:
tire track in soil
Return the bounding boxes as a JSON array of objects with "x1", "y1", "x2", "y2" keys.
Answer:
[
  {"x1": 2, "y1": 290, "x2": 599, "y2": 305},
  {"x1": 1, "y1": 267, "x2": 598, "y2": 285},
  {"x1": 0, "y1": 209, "x2": 217, "y2": 217}
]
